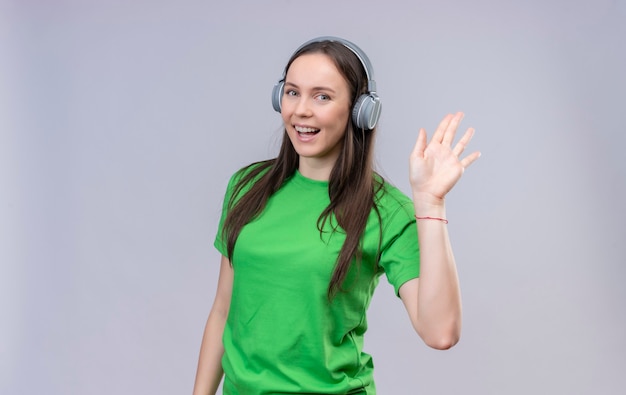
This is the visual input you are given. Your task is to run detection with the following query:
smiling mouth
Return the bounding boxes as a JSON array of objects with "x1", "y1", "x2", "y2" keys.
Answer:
[{"x1": 295, "y1": 125, "x2": 320, "y2": 135}]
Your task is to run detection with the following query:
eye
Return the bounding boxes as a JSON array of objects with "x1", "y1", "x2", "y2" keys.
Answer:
[
  {"x1": 316, "y1": 93, "x2": 330, "y2": 101},
  {"x1": 285, "y1": 89, "x2": 298, "y2": 97}
]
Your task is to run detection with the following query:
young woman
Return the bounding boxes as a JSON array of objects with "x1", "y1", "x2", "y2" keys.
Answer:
[{"x1": 193, "y1": 36, "x2": 480, "y2": 395}]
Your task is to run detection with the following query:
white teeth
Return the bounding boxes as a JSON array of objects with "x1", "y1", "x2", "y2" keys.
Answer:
[{"x1": 295, "y1": 126, "x2": 319, "y2": 133}]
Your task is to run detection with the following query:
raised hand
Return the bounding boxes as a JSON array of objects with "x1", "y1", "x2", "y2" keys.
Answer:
[{"x1": 409, "y1": 112, "x2": 480, "y2": 207}]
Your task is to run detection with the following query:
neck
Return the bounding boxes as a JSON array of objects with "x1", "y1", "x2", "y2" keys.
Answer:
[{"x1": 298, "y1": 156, "x2": 336, "y2": 181}]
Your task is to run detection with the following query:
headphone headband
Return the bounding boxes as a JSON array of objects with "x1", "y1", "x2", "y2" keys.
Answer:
[
  {"x1": 271, "y1": 36, "x2": 382, "y2": 130},
  {"x1": 289, "y1": 36, "x2": 377, "y2": 93}
]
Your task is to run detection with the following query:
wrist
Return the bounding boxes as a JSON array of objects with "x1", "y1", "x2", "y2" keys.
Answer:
[{"x1": 412, "y1": 193, "x2": 446, "y2": 216}]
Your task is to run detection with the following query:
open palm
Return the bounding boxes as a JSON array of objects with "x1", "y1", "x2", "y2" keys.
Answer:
[{"x1": 409, "y1": 112, "x2": 480, "y2": 204}]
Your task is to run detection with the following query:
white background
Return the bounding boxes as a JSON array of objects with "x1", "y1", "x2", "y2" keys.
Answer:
[{"x1": 2, "y1": 0, "x2": 625, "y2": 394}]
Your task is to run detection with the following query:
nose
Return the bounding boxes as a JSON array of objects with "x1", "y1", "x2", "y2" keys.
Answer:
[{"x1": 294, "y1": 96, "x2": 312, "y2": 117}]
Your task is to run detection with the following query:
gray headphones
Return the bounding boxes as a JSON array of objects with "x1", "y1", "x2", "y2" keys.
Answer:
[{"x1": 271, "y1": 36, "x2": 382, "y2": 130}]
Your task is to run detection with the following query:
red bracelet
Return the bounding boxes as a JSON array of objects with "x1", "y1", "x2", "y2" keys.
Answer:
[{"x1": 415, "y1": 216, "x2": 449, "y2": 224}]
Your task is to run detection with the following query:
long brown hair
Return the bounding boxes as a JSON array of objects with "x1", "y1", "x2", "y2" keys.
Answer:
[{"x1": 223, "y1": 40, "x2": 383, "y2": 298}]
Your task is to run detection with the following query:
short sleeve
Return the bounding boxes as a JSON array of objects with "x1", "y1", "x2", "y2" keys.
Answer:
[
  {"x1": 213, "y1": 171, "x2": 240, "y2": 257},
  {"x1": 378, "y1": 201, "x2": 420, "y2": 297},
  {"x1": 213, "y1": 162, "x2": 269, "y2": 257}
]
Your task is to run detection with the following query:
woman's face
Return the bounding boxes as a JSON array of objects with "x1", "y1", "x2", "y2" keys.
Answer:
[{"x1": 281, "y1": 53, "x2": 352, "y2": 174}]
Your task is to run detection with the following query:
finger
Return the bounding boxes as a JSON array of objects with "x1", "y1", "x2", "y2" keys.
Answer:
[
  {"x1": 442, "y1": 112, "x2": 464, "y2": 147},
  {"x1": 460, "y1": 151, "x2": 481, "y2": 169},
  {"x1": 452, "y1": 127, "x2": 475, "y2": 157},
  {"x1": 430, "y1": 113, "x2": 454, "y2": 144},
  {"x1": 411, "y1": 128, "x2": 427, "y2": 159}
]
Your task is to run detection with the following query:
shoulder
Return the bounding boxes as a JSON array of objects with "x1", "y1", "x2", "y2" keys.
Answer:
[
  {"x1": 230, "y1": 160, "x2": 272, "y2": 182},
  {"x1": 226, "y1": 160, "x2": 273, "y2": 190},
  {"x1": 222, "y1": 160, "x2": 275, "y2": 206},
  {"x1": 373, "y1": 175, "x2": 414, "y2": 220}
]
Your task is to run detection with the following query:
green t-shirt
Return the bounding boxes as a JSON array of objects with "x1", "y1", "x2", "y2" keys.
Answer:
[{"x1": 214, "y1": 167, "x2": 420, "y2": 395}]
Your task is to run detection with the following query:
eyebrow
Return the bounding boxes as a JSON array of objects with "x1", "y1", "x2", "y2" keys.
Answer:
[{"x1": 284, "y1": 81, "x2": 336, "y2": 94}]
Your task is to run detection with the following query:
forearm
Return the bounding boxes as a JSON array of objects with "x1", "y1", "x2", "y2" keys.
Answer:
[
  {"x1": 413, "y1": 200, "x2": 462, "y2": 349},
  {"x1": 192, "y1": 309, "x2": 227, "y2": 395},
  {"x1": 403, "y1": 112, "x2": 478, "y2": 348}
]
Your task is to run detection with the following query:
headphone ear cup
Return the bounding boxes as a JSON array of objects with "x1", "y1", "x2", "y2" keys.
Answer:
[
  {"x1": 271, "y1": 81, "x2": 284, "y2": 113},
  {"x1": 352, "y1": 93, "x2": 381, "y2": 130}
]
